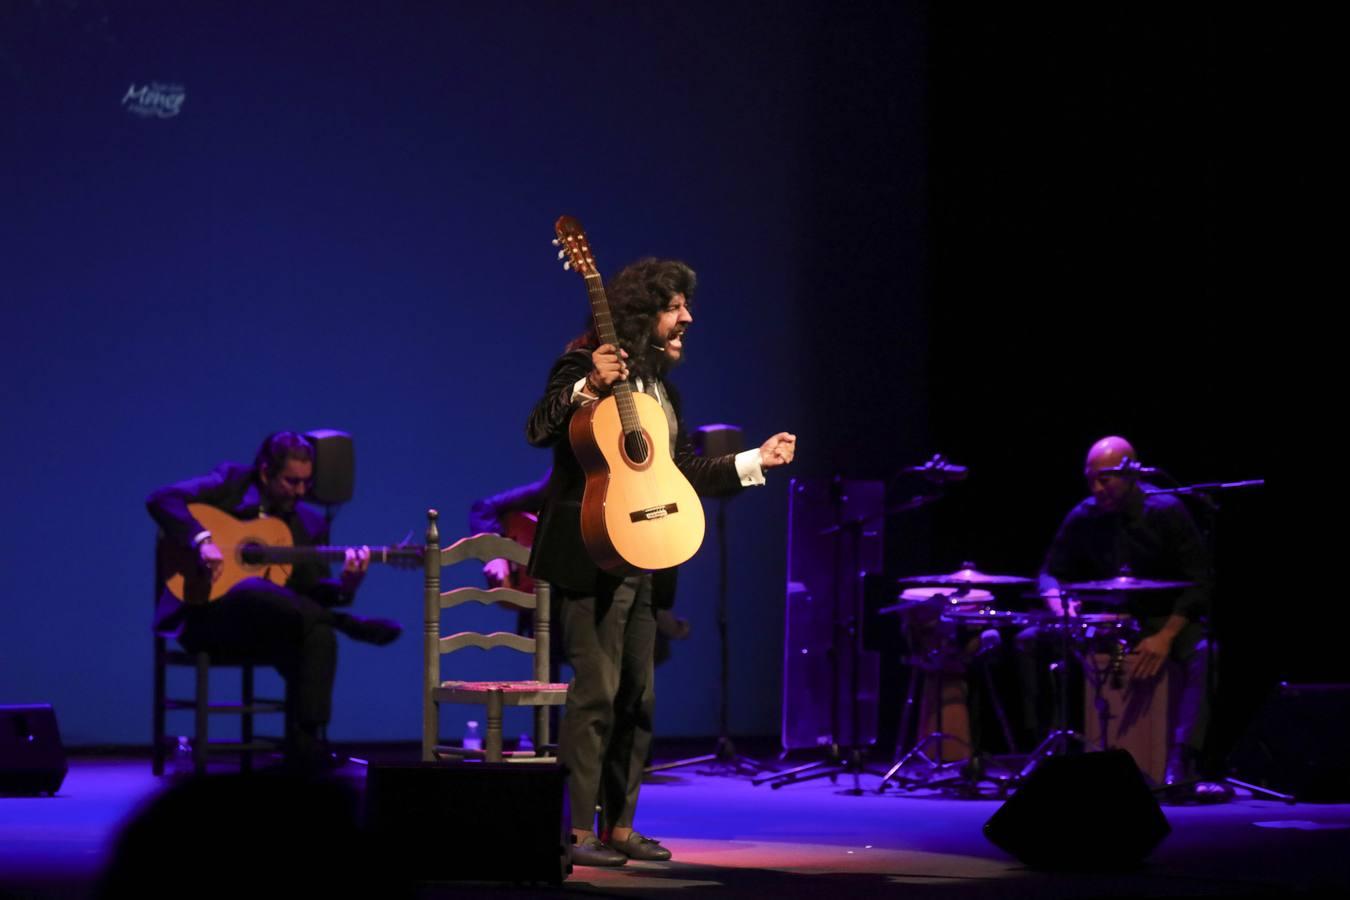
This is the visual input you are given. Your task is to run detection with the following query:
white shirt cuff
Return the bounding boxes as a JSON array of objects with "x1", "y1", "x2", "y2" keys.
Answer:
[
  {"x1": 571, "y1": 377, "x2": 598, "y2": 404},
  {"x1": 735, "y1": 449, "x2": 766, "y2": 487}
]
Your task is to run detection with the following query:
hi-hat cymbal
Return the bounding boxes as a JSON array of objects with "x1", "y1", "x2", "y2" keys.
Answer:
[
  {"x1": 1059, "y1": 575, "x2": 1194, "y2": 593},
  {"x1": 896, "y1": 566, "x2": 1035, "y2": 587}
]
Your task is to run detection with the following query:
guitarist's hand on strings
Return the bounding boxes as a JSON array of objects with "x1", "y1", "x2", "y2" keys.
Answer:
[
  {"x1": 759, "y1": 432, "x2": 797, "y2": 469},
  {"x1": 198, "y1": 540, "x2": 225, "y2": 583},
  {"x1": 587, "y1": 343, "x2": 629, "y2": 395},
  {"x1": 340, "y1": 546, "x2": 371, "y2": 593}
]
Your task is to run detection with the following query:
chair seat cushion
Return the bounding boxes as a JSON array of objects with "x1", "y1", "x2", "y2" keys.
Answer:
[{"x1": 434, "y1": 681, "x2": 568, "y2": 705}]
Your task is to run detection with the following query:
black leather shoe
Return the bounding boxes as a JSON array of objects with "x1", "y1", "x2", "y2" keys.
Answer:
[
  {"x1": 572, "y1": 836, "x2": 627, "y2": 867},
  {"x1": 608, "y1": 831, "x2": 672, "y2": 862},
  {"x1": 333, "y1": 613, "x2": 402, "y2": 646}
]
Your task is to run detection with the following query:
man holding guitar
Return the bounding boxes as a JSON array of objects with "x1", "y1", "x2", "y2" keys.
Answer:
[
  {"x1": 147, "y1": 431, "x2": 403, "y2": 769},
  {"x1": 527, "y1": 246, "x2": 795, "y2": 867}
]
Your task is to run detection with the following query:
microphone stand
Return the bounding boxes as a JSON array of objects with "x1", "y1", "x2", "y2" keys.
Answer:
[
  {"x1": 646, "y1": 424, "x2": 770, "y2": 778},
  {"x1": 646, "y1": 492, "x2": 770, "y2": 777},
  {"x1": 1143, "y1": 477, "x2": 1290, "y2": 802}
]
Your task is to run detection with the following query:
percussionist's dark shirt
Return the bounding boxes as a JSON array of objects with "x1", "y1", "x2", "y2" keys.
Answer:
[{"x1": 1041, "y1": 488, "x2": 1211, "y2": 621}]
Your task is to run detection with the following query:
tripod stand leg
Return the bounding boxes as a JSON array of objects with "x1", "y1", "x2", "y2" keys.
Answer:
[
  {"x1": 1221, "y1": 777, "x2": 1295, "y2": 804},
  {"x1": 753, "y1": 755, "x2": 837, "y2": 787},
  {"x1": 646, "y1": 753, "x2": 718, "y2": 774},
  {"x1": 1014, "y1": 729, "x2": 1084, "y2": 781}
]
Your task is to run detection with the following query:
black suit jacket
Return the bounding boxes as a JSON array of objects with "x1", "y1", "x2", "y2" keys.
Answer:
[
  {"x1": 146, "y1": 461, "x2": 346, "y2": 634},
  {"x1": 524, "y1": 349, "x2": 743, "y2": 596}
]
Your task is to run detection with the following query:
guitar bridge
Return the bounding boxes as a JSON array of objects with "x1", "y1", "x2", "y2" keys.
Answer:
[{"x1": 630, "y1": 503, "x2": 678, "y2": 523}]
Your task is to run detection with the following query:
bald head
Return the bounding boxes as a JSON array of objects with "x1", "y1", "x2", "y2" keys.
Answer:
[
  {"x1": 1085, "y1": 436, "x2": 1136, "y2": 473},
  {"x1": 1084, "y1": 435, "x2": 1138, "y2": 512}
]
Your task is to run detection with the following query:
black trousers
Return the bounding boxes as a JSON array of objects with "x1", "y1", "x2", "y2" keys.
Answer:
[
  {"x1": 179, "y1": 577, "x2": 338, "y2": 734},
  {"x1": 557, "y1": 573, "x2": 656, "y2": 833}
]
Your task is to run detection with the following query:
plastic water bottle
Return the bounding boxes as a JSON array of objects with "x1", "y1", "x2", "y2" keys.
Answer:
[{"x1": 463, "y1": 720, "x2": 482, "y2": 751}]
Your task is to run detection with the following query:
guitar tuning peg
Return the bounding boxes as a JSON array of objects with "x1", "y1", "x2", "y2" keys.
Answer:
[
  {"x1": 551, "y1": 238, "x2": 560, "y2": 246},
  {"x1": 557, "y1": 250, "x2": 566, "y2": 260},
  {"x1": 563, "y1": 261, "x2": 571, "y2": 271}
]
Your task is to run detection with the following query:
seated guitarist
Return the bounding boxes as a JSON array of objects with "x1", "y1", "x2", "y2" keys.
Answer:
[
  {"x1": 146, "y1": 431, "x2": 402, "y2": 769},
  {"x1": 525, "y1": 258, "x2": 796, "y2": 867}
]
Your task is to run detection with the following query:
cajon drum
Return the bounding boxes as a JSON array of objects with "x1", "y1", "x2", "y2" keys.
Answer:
[{"x1": 1083, "y1": 652, "x2": 1169, "y2": 784}]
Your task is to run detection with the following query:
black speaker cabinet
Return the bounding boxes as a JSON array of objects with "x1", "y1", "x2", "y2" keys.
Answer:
[
  {"x1": 365, "y1": 762, "x2": 570, "y2": 885},
  {"x1": 984, "y1": 749, "x2": 1169, "y2": 869},
  {"x1": 304, "y1": 428, "x2": 355, "y2": 505},
  {"x1": 0, "y1": 704, "x2": 68, "y2": 795}
]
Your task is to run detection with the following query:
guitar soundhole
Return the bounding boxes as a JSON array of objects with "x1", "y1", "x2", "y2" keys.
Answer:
[
  {"x1": 239, "y1": 542, "x2": 264, "y2": 565},
  {"x1": 622, "y1": 429, "x2": 652, "y2": 468}
]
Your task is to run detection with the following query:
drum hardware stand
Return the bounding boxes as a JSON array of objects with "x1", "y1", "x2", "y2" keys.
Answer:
[
  {"x1": 877, "y1": 606, "x2": 1020, "y2": 794},
  {"x1": 1013, "y1": 594, "x2": 1088, "y2": 783},
  {"x1": 876, "y1": 641, "x2": 973, "y2": 791}
]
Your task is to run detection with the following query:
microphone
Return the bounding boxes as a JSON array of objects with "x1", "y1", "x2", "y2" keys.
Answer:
[
  {"x1": 903, "y1": 454, "x2": 969, "y2": 482},
  {"x1": 1099, "y1": 459, "x2": 1160, "y2": 477}
]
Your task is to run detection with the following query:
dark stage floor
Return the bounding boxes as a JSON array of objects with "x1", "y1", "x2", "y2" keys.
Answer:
[{"x1": 3, "y1": 748, "x2": 1348, "y2": 899}]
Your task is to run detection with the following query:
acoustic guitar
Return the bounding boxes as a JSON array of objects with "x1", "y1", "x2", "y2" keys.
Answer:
[
  {"x1": 553, "y1": 215, "x2": 705, "y2": 573},
  {"x1": 162, "y1": 503, "x2": 423, "y2": 603}
]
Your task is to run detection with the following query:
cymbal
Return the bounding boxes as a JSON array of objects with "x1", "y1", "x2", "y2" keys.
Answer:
[
  {"x1": 878, "y1": 586, "x2": 995, "y2": 616},
  {"x1": 897, "y1": 566, "x2": 1035, "y2": 587},
  {"x1": 1059, "y1": 575, "x2": 1194, "y2": 593}
]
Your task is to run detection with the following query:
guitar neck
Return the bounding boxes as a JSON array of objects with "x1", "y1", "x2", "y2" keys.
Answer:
[
  {"x1": 583, "y1": 273, "x2": 642, "y2": 433},
  {"x1": 240, "y1": 544, "x2": 420, "y2": 566}
]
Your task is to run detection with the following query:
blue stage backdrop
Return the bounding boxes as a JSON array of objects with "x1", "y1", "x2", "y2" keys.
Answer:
[{"x1": 1, "y1": 2, "x2": 930, "y2": 744}]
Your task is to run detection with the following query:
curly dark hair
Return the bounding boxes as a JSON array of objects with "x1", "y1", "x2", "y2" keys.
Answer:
[{"x1": 566, "y1": 257, "x2": 697, "y2": 380}]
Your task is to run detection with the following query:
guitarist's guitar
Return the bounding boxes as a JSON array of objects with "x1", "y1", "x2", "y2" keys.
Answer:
[
  {"x1": 553, "y1": 215, "x2": 705, "y2": 573},
  {"x1": 162, "y1": 503, "x2": 424, "y2": 603}
]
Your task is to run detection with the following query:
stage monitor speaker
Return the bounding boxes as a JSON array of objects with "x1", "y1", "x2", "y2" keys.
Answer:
[
  {"x1": 365, "y1": 762, "x2": 569, "y2": 885},
  {"x1": 1230, "y1": 682, "x2": 1350, "y2": 802},
  {"x1": 304, "y1": 428, "x2": 355, "y2": 505},
  {"x1": 0, "y1": 704, "x2": 68, "y2": 796},
  {"x1": 984, "y1": 749, "x2": 1169, "y2": 869}
]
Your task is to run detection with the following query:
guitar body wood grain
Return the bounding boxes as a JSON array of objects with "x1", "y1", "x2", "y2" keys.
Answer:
[
  {"x1": 162, "y1": 504, "x2": 293, "y2": 602},
  {"x1": 570, "y1": 391, "x2": 705, "y2": 574}
]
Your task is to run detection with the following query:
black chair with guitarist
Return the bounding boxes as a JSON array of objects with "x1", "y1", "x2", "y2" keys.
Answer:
[
  {"x1": 151, "y1": 536, "x2": 286, "y2": 776},
  {"x1": 148, "y1": 430, "x2": 413, "y2": 773}
]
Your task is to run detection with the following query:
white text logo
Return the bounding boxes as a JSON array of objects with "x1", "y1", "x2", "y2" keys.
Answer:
[{"x1": 122, "y1": 82, "x2": 186, "y2": 119}]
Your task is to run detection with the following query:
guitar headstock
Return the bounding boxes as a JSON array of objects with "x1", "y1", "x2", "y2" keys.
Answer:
[{"x1": 553, "y1": 215, "x2": 597, "y2": 277}]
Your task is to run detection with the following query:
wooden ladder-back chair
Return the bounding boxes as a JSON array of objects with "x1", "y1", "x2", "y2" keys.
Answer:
[{"x1": 422, "y1": 509, "x2": 567, "y2": 763}]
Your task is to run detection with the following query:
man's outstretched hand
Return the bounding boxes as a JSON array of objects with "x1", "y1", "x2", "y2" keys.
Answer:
[{"x1": 760, "y1": 432, "x2": 796, "y2": 469}]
